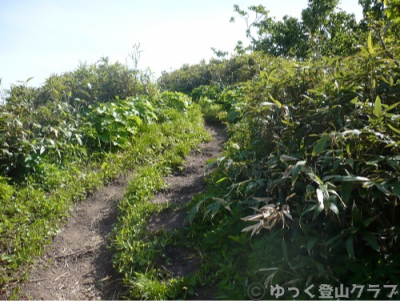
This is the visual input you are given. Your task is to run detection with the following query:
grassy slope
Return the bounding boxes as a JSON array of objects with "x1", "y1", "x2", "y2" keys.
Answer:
[{"x1": 0, "y1": 99, "x2": 209, "y2": 298}]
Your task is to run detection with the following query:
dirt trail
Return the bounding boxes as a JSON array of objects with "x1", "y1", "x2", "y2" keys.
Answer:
[
  {"x1": 147, "y1": 123, "x2": 227, "y2": 232},
  {"x1": 19, "y1": 122, "x2": 227, "y2": 300},
  {"x1": 20, "y1": 175, "x2": 128, "y2": 300}
]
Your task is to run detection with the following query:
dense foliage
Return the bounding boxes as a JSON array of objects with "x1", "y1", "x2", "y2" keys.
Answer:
[
  {"x1": 0, "y1": 55, "x2": 208, "y2": 297},
  {"x1": 191, "y1": 45, "x2": 400, "y2": 295},
  {"x1": 146, "y1": 1, "x2": 400, "y2": 299},
  {"x1": 0, "y1": 58, "x2": 158, "y2": 179},
  {"x1": 158, "y1": 53, "x2": 267, "y2": 94},
  {"x1": 2, "y1": 0, "x2": 400, "y2": 299},
  {"x1": 229, "y1": 0, "x2": 365, "y2": 59}
]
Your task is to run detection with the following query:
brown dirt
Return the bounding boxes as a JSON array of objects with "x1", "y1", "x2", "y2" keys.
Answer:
[
  {"x1": 18, "y1": 122, "x2": 227, "y2": 300},
  {"x1": 19, "y1": 174, "x2": 129, "y2": 300},
  {"x1": 147, "y1": 122, "x2": 227, "y2": 232},
  {"x1": 147, "y1": 123, "x2": 227, "y2": 300}
]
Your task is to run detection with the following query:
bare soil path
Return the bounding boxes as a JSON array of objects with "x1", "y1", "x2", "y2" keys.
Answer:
[
  {"x1": 20, "y1": 175, "x2": 128, "y2": 300},
  {"x1": 19, "y1": 122, "x2": 227, "y2": 300}
]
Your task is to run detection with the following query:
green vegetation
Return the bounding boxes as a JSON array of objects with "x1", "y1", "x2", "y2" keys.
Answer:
[
  {"x1": 151, "y1": 1, "x2": 400, "y2": 299},
  {"x1": 185, "y1": 50, "x2": 400, "y2": 298},
  {"x1": 0, "y1": 55, "x2": 208, "y2": 297},
  {"x1": 111, "y1": 107, "x2": 209, "y2": 299},
  {"x1": 2, "y1": 0, "x2": 400, "y2": 300}
]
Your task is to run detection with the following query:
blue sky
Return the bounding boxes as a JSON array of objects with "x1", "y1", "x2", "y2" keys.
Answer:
[{"x1": 0, "y1": 0, "x2": 363, "y2": 89}]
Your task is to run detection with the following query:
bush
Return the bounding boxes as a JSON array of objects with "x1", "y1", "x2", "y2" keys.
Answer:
[{"x1": 188, "y1": 42, "x2": 400, "y2": 295}]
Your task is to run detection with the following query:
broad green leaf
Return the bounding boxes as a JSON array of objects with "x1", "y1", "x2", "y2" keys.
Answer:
[
  {"x1": 329, "y1": 202, "x2": 339, "y2": 216},
  {"x1": 1, "y1": 254, "x2": 13, "y2": 263},
  {"x1": 359, "y1": 46, "x2": 370, "y2": 57},
  {"x1": 374, "y1": 182, "x2": 391, "y2": 195},
  {"x1": 346, "y1": 236, "x2": 355, "y2": 258},
  {"x1": 368, "y1": 31, "x2": 374, "y2": 54},
  {"x1": 100, "y1": 132, "x2": 111, "y2": 143},
  {"x1": 2, "y1": 149, "x2": 12, "y2": 156},
  {"x1": 205, "y1": 202, "x2": 221, "y2": 218},
  {"x1": 216, "y1": 177, "x2": 228, "y2": 184},
  {"x1": 334, "y1": 175, "x2": 369, "y2": 182},
  {"x1": 333, "y1": 160, "x2": 341, "y2": 171},
  {"x1": 345, "y1": 158, "x2": 354, "y2": 169},
  {"x1": 387, "y1": 123, "x2": 400, "y2": 134},
  {"x1": 313, "y1": 202, "x2": 324, "y2": 220},
  {"x1": 361, "y1": 231, "x2": 380, "y2": 251},
  {"x1": 280, "y1": 154, "x2": 298, "y2": 161},
  {"x1": 291, "y1": 161, "x2": 306, "y2": 187},
  {"x1": 307, "y1": 171, "x2": 323, "y2": 185},
  {"x1": 352, "y1": 202, "x2": 363, "y2": 228},
  {"x1": 312, "y1": 134, "x2": 329, "y2": 156},
  {"x1": 341, "y1": 181, "x2": 353, "y2": 205},
  {"x1": 205, "y1": 198, "x2": 227, "y2": 218},
  {"x1": 300, "y1": 137, "x2": 305, "y2": 155},
  {"x1": 346, "y1": 143, "x2": 351, "y2": 155},
  {"x1": 75, "y1": 134, "x2": 82, "y2": 145},
  {"x1": 307, "y1": 237, "x2": 318, "y2": 253},
  {"x1": 316, "y1": 188, "x2": 324, "y2": 206},
  {"x1": 373, "y1": 96, "x2": 382, "y2": 118},
  {"x1": 383, "y1": 101, "x2": 400, "y2": 113},
  {"x1": 264, "y1": 269, "x2": 280, "y2": 285},
  {"x1": 186, "y1": 199, "x2": 206, "y2": 224},
  {"x1": 269, "y1": 94, "x2": 282, "y2": 108},
  {"x1": 260, "y1": 102, "x2": 276, "y2": 107},
  {"x1": 300, "y1": 204, "x2": 316, "y2": 219}
]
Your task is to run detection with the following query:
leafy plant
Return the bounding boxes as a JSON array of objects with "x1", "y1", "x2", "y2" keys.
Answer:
[{"x1": 181, "y1": 27, "x2": 400, "y2": 297}]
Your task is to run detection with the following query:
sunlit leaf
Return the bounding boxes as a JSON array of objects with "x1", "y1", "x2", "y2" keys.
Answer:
[
  {"x1": 216, "y1": 177, "x2": 228, "y2": 184},
  {"x1": 291, "y1": 160, "x2": 306, "y2": 187},
  {"x1": 260, "y1": 102, "x2": 277, "y2": 107},
  {"x1": 280, "y1": 154, "x2": 298, "y2": 161},
  {"x1": 269, "y1": 94, "x2": 282, "y2": 108},
  {"x1": 387, "y1": 123, "x2": 400, "y2": 134},
  {"x1": 333, "y1": 175, "x2": 369, "y2": 182},
  {"x1": 316, "y1": 188, "x2": 324, "y2": 207},
  {"x1": 368, "y1": 31, "x2": 374, "y2": 54},
  {"x1": 373, "y1": 96, "x2": 382, "y2": 118}
]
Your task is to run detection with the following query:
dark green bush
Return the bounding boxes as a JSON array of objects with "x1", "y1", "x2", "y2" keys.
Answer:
[{"x1": 188, "y1": 41, "x2": 400, "y2": 296}]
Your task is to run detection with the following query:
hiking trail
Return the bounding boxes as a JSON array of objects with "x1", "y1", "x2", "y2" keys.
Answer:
[{"x1": 19, "y1": 123, "x2": 227, "y2": 300}]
